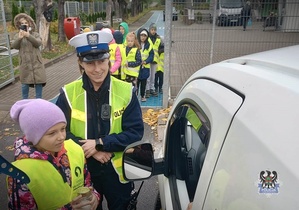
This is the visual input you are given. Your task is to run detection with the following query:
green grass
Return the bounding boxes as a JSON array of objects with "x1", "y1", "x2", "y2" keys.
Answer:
[{"x1": 42, "y1": 33, "x2": 74, "y2": 59}]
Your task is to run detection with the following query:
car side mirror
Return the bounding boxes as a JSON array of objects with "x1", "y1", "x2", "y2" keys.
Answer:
[{"x1": 123, "y1": 143, "x2": 154, "y2": 181}]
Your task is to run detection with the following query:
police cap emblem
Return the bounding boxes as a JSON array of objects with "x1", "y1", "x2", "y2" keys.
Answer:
[{"x1": 87, "y1": 33, "x2": 99, "y2": 46}]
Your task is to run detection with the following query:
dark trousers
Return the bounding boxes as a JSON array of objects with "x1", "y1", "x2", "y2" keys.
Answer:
[
  {"x1": 91, "y1": 162, "x2": 134, "y2": 210},
  {"x1": 137, "y1": 79, "x2": 147, "y2": 98},
  {"x1": 243, "y1": 17, "x2": 249, "y2": 29},
  {"x1": 154, "y1": 71, "x2": 164, "y2": 90}
]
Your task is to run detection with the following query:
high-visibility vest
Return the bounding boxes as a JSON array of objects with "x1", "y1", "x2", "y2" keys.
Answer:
[
  {"x1": 109, "y1": 43, "x2": 118, "y2": 71},
  {"x1": 63, "y1": 76, "x2": 132, "y2": 183},
  {"x1": 118, "y1": 43, "x2": 126, "y2": 80},
  {"x1": 11, "y1": 140, "x2": 85, "y2": 209},
  {"x1": 141, "y1": 43, "x2": 153, "y2": 69},
  {"x1": 149, "y1": 38, "x2": 161, "y2": 63},
  {"x1": 122, "y1": 47, "x2": 140, "y2": 77},
  {"x1": 157, "y1": 52, "x2": 164, "y2": 73}
]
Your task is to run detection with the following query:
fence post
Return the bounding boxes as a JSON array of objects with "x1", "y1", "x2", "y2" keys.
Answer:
[{"x1": 163, "y1": 0, "x2": 173, "y2": 108}]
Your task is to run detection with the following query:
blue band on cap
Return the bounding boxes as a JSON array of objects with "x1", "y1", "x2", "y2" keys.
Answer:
[{"x1": 76, "y1": 43, "x2": 109, "y2": 54}]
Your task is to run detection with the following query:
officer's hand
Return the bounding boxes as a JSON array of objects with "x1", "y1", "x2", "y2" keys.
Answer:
[
  {"x1": 93, "y1": 151, "x2": 114, "y2": 164},
  {"x1": 79, "y1": 139, "x2": 97, "y2": 158}
]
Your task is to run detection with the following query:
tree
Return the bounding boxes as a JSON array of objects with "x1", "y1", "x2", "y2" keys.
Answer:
[
  {"x1": 118, "y1": 0, "x2": 128, "y2": 20},
  {"x1": 57, "y1": 0, "x2": 66, "y2": 42},
  {"x1": 113, "y1": 0, "x2": 120, "y2": 19},
  {"x1": 106, "y1": 0, "x2": 113, "y2": 24},
  {"x1": 12, "y1": 2, "x2": 19, "y2": 23},
  {"x1": 32, "y1": 0, "x2": 53, "y2": 51}
]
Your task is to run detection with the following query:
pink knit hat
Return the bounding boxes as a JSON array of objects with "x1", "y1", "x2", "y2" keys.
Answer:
[{"x1": 10, "y1": 99, "x2": 66, "y2": 145}]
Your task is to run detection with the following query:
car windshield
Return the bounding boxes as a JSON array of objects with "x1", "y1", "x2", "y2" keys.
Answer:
[{"x1": 220, "y1": 0, "x2": 243, "y2": 8}]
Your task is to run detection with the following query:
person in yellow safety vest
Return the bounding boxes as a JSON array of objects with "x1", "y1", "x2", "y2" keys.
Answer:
[
  {"x1": 146, "y1": 23, "x2": 162, "y2": 98},
  {"x1": 136, "y1": 28, "x2": 154, "y2": 102},
  {"x1": 122, "y1": 32, "x2": 142, "y2": 89},
  {"x1": 55, "y1": 30, "x2": 144, "y2": 210},
  {"x1": 112, "y1": 30, "x2": 125, "y2": 80},
  {"x1": 155, "y1": 43, "x2": 164, "y2": 94},
  {"x1": 101, "y1": 28, "x2": 122, "y2": 80},
  {"x1": 7, "y1": 99, "x2": 100, "y2": 210}
]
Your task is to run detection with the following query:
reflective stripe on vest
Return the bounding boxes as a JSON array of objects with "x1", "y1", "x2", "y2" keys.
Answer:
[
  {"x1": 123, "y1": 48, "x2": 140, "y2": 77},
  {"x1": 157, "y1": 52, "x2": 164, "y2": 73},
  {"x1": 64, "y1": 77, "x2": 132, "y2": 183},
  {"x1": 11, "y1": 140, "x2": 85, "y2": 209}
]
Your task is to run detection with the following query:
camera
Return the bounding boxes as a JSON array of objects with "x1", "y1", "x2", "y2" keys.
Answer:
[{"x1": 20, "y1": 25, "x2": 27, "y2": 31}]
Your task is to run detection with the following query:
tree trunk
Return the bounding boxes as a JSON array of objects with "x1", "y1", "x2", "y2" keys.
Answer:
[
  {"x1": 32, "y1": 0, "x2": 53, "y2": 51},
  {"x1": 131, "y1": 0, "x2": 138, "y2": 17},
  {"x1": 39, "y1": 15, "x2": 51, "y2": 50},
  {"x1": 118, "y1": 0, "x2": 128, "y2": 20},
  {"x1": 106, "y1": 0, "x2": 113, "y2": 24},
  {"x1": 114, "y1": 0, "x2": 120, "y2": 18},
  {"x1": 58, "y1": 0, "x2": 66, "y2": 42}
]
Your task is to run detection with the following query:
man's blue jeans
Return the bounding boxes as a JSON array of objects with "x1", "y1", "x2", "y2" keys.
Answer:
[{"x1": 22, "y1": 84, "x2": 43, "y2": 99}]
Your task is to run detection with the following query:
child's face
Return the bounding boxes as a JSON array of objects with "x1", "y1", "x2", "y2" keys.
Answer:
[
  {"x1": 150, "y1": 28, "x2": 156, "y2": 35},
  {"x1": 119, "y1": 26, "x2": 125, "y2": 35},
  {"x1": 36, "y1": 122, "x2": 66, "y2": 154},
  {"x1": 127, "y1": 37, "x2": 135, "y2": 47},
  {"x1": 19, "y1": 18, "x2": 29, "y2": 26},
  {"x1": 140, "y1": 34, "x2": 147, "y2": 43}
]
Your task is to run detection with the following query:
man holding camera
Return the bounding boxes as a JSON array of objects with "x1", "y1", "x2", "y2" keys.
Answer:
[{"x1": 12, "y1": 13, "x2": 46, "y2": 99}]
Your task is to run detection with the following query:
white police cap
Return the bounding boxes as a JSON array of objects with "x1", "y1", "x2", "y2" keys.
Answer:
[{"x1": 69, "y1": 30, "x2": 113, "y2": 62}]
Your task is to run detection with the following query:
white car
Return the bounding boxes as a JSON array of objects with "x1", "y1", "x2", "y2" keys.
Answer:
[{"x1": 123, "y1": 45, "x2": 299, "y2": 210}]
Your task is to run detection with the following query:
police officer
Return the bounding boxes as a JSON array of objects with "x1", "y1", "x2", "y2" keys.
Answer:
[{"x1": 55, "y1": 30, "x2": 144, "y2": 210}]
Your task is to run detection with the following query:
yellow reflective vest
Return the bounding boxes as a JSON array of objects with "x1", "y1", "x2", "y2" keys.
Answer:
[
  {"x1": 149, "y1": 38, "x2": 161, "y2": 63},
  {"x1": 118, "y1": 43, "x2": 126, "y2": 80},
  {"x1": 141, "y1": 43, "x2": 153, "y2": 69},
  {"x1": 109, "y1": 43, "x2": 118, "y2": 71},
  {"x1": 63, "y1": 76, "x2": 132, "y2": 183},
  {"x1": 122, "y1": 47, "x2": 140, "y2": 77},
  {"x1": 11, "y1": 140, "x2": 85, "y2": 209},
  {"x1": 157, "y1": 51, "x2": 164, "y2": 73}
]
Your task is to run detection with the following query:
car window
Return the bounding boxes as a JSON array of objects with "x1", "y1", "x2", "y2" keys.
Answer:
[{"x1": 166, "y1": 104, "x2": 210, "y2": 202}]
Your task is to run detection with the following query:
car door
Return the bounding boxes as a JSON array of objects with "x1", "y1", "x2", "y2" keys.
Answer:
[{"x1": 159, "y1": 78, "x2": 243, "y2": 210}]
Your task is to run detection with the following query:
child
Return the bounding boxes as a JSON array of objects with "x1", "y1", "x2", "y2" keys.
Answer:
[
  {"x1": 122, "y1": 32, "x2": 142, "y2": 89},
  {"x1": 118, "y1": 21, "x2": 129, "y2": 45},
  {"x1": 146, "y1": 23, "x2": 162, "y2": 98},
  {"x1": 7, "y1": 99, "x2": 100, "y2": 210},
  {"x1": 155, "y1": 43, "x2": 164, "y2": 94},
  {"x1": 112, "y1": 30, "x2": 125, "y2": 80},
  {"x1": 12, "y1": 13, "x2": 46, "y2": 99},
  {"x1": 137, "y1": 28, "x2": 154, "y2": 102},
  {"x1": 102, "y1": 28, "x2": 122, "y2": 79}
]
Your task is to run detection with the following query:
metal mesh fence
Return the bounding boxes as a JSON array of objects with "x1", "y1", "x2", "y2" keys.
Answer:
[{"x1": 169, "y1": 0, "x2": 299, "y2": 98}]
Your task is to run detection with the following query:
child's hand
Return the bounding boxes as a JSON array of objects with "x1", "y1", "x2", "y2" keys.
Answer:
[
  {"x1": 141, "y1": 61, "x2": 146, "y2": 68},
  {"x1": 71, "y1": 191, "x2": 99, "y2": 210}
]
